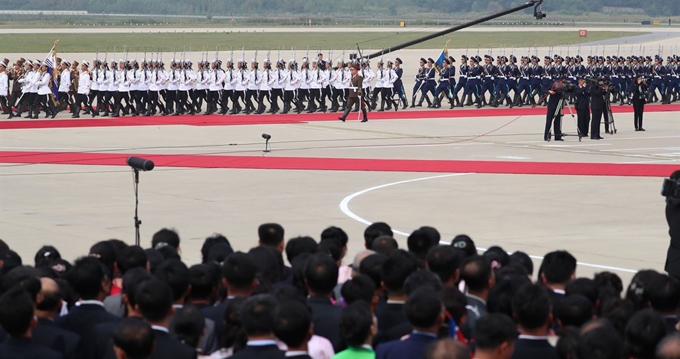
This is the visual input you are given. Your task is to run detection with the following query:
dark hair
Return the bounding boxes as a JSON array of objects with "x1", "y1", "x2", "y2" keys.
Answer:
[
  {"x1": 116, "y1": 246, "x2": 148, "y2": 275},
  {"x1": 136, "y1": 279, "x2": 173, "y2": 322},
  {"x1": 565, "y1": 278, "x2": 599, "y2": 305},
  {"x1": 509, "y1": 251, "x2": 533, "y2": 276},
  {"x1": 404, "y1": 270, "x2": 443, "y2": 295},
  {"x1": 170, "y1": 305, "x2": 205, "y2": 349},
  {"x1": 600, "y1": 298, "x2": 636, "y2": 337},
  {"x1": 274, "y1": 301, "x2": 311, "y2": 348},
  {"x1": 577, "y1": 322, "x2": 624, "y2": 359},
  {"x1": 1, "y1": 266, "x2": 40, "y2": 301},
  {"x1": 487, "y1": 275, "x2": 532, "y2": 318},
  {"x1": 406, "y1": 287, "x2": 443, "y2": 329},
  {"x1": 382, "y1": 250, "x2": 419, "y2": 293},
  {"x1": 647, "y1": 273, "x2": 680, "y2": 313},
  {"x1": 321, "y1": 226, "x2": 348, "y2": 247},
  {"x1": 539, "y1": 251, "x2": 576, "y2": 285},
  {"x1": 512, "y1": 283, "x2": 551, "y2": 330},
  {"x1": 593, "y1": 272, "x2": 623, "y2": 296},
  {"x1": 305, "y1": 253, "x2": 338, "y2": 295},
  {"x1": 558, "y1": 294, "x2": 593, "y2": 328},
  {"x1": 143, "y1": 249, "x2": 164, "y2": 274},
  {"x1": 122, "y1": 268, "x2": 152, "y2": 308},
  {"x1": 68, "y1": 256, "x2": 108, "y2": 300},
  {"x1": 154, "y1": 259, "x2": 190, "y2": 303},
  {"x1": 371, "y1": 236, "x2": 399, "y2": 256},
  {"x1": 624, "y1": 308, "x2": 667, "y2": 359},
  {"x1": 151, "y1": 228, "x2": 180, "y2": 250},
  {"x1": 556, "y1": 326, "x2": 580, "y2": 359},
  {"x1": 285, "y1": 236, "x2": 318, "y2": 264},
  {"x1": 206, "y1": 244, "x2": 234, "y2": 266},
  {"x1": 113, "y1": 318, "x2": 155, "y2": 359},
  {"x1": 424, "y1": 338, "x2": 470, "y2": 359},
  {"x1": 258, "y1": 223, "x2": 285, "y2": 247},
  {"x1": 408, "y1": 229, "x2": 438, "y2": 261},
  {"x1": 89, "y1": 240, "x2": 117, "y2": 275},
  {"x1": 36, "y1": 278, "x2": 62, "y2": 312},
  {"x1": 484, "y1": 246, "x2": 510, "y2": 269},
  {"x1": 108, "y1": 239, "x2": 129, "y2": 254},
  {"x1": 474, "y1": 313, "x2": 518, "y2": 350},
  {"x1": 359, "y1": 253, "x2": 387, "y2": 290},
  {"x1": 222, "y1": 252, "x2": 257, "y2": 289},
  {"x1": 157, "y1": 246, "x2": 181, "y2": 261},
  {"x1": 318, "y1": 238, "x2": 343, "y2": 262},
  {"x1": 450, "y1": 235, "x2": 476, "y2": 258},
  {"x1": 272, "y1": 285, "x2": 307, "y2": 305},
  {"x1": 241, "y1": 294, "x2": 279, "y2": 336},
  {"x1": 625, "y1": 270, "x2": 659, "y2": 311},
  {"x1": 291, "y1": 253, "x2": 312, "y2": 297},
  {"x1": 426, "y1": 246, "x2": 463, "y2": 284},
  {"x1": 2, "y1": 250, "x2": 23, "y2": 275},
  {"x1": 0, "y1": 287, "x2": 34, "y2": 337},
  {"x1": 201, "y1": 234, "x2": 231, "y2": 264},
  {"x1": 440, "y1": 286, "x2": 468, "y2": 325},
  {"x1": 341, "y1": 274, "x2": 376, "y2": 305},
  {"x1": 248, "y1": 246, "x2": 282, "y2": 285},
  {"x1": 34, "y1": 245, "x2": 61, "y2": 268},
  {"x1": 364, "y1": 222, "x2": 393, "y2": 249},
  {"x1": 461, "y1": 256, "x2": 492, "y2": 292},
  {"x1": 189, "y1": 264, "x2": 216, "y2": 301},
  {"x1": 496, "y1": 263, "x2": 529, "y2": 280},
  {"x1": 222, "y1": 297, "x2": 248, "y2": 350},
  {"x1": 340, "y1": 301, "x2": 373, "y2": 347}
]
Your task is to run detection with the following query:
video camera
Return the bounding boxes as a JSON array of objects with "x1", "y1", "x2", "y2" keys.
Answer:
[
  {"x1": 584, "y1": 77, "x2": 609, "y2": 88},
  {"x1": 662, "y1": 176, "x2": 680, "y2": 205}
]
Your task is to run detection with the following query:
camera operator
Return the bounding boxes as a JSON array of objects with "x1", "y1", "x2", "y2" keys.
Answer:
[
  {"x1": 575, "y1": 78, "x2": 590, "y2": 138},
  {"x1": 664, "y1": 170, "x2": 680, "y2": 281},
  {"x1": 544, "y1": 78, "x2": 573, "y2": 142},
  {"x1": 589, "y1": 78, "x2": 612, "y2": 140},
  {"x1": 632, "y1": 76, "x2": 648, "y2": 131}
]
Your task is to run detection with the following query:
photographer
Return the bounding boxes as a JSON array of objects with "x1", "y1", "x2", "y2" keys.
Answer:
[
  {"x1": 543, "y1": 78, "x2": 573, "y2": 142},
  {"x1": 632, "y1": 76, "x2": 647, "y2": 131},
  {"x1": 664, "y1": 171, "x2": 680, "y2": 281},
  {"x1": 589, "y1": 79, "x2": 611, "y2": 140},
  {"x1": 575, "y1": 78, "x2": 590, "y2": 138}
]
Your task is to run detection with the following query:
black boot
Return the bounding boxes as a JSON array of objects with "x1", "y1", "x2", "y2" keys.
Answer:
[
  {"x1": 338, "y1": 107, "x2": 350, "y2": 122},
  {"x1": 361, "y1": 108, "x2": 368, "y2": 122}
]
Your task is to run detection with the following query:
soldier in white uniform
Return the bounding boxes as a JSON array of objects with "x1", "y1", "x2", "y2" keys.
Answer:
[
  {"x1": 147, "y1": 59, "x2": 166, "y2": 116},
  {"x1": 269, "y1": 59, "x2": 287, "y2": 114},
  {"x1": 34, "y1": 62, "x2": 56, "y2": 119},
  {"x1": 371, "y1": 60, "x2": 385, "y2": 110},
  {"x1": 0, "y1": 62, "x2": 8, "y2": 116},
  {"x1": 221, "y1": 59, "x2": 235, "y2": 115},
  {"x1": 57, "y1": 61, "x2": 71, "y2": 112},
  {"x1": 256, "y1": 59, "x2": 274, "y2": 114},
  {"x1": 231, "y1": 60, "x2": 248, "y2": 114},
  {"x1": 14, "y1": 61, "x2": 34, "y2": 118},
  {"x1": 283, "y1": 59, "x2": 300, "y2": 114},
  {"x1": 73, "y1": 61, "x2": 93, "y2": 118},
  {"x1": 205, "y1": 59, "x2": 224, "y2": 115},
  {"x1": 245, "y1": 59, "x2": 261, "y2": 114},
  {"x1": 194, "y1": 60, "x2": 209, "y2": 114}
]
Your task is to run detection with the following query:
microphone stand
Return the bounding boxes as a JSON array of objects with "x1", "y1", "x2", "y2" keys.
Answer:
[
  {"x1": 132, "y1": 169, "x2": 142, "y2": 246},
  {"x1": 264, "y1": 138, "x2": 271, "y2": 153}
]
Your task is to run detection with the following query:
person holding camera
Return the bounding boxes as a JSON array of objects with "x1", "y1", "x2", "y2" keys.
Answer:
[
  {"x1": 664, "y1": 170, "x2": 680, "y2": 281},
  {"x1": 544, "y1": 79, "x2": 567, "y2": 141},
  {"x1": 589, "y1": 80, "x2": 609, "y2": 140},
  {"x1": 632, "y1": 76, "x2": 647, "y2": 131},
  {"x1": 575, "y1": 78, "x2": 590, "y2": 137}
]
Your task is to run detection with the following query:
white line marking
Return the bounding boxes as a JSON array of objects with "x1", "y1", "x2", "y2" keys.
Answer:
[
  {"x1": 542, "y1": 143, "x2": 611, "y2": 147},
  {"x1": 508, "y1": 135, "x2": 680, "y2": 144},
  {"x1": 339, "y1": 173, "x2": 638, "y2": 273},
  {"x1": 602, "y1": 147, "x2": 680, "y2": 152}
]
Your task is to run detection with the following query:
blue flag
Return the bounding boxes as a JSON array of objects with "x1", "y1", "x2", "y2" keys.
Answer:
[
  {"x1": 434, "y1": 45, "x2": 449, "y2": 72},
  {"x1": 43, "y1": 50, "x2": 59, "y2": 101}
]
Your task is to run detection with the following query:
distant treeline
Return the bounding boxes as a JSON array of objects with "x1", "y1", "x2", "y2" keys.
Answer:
[{"x1": 3, "y1": 0, "x2": 678, "y2": 17}]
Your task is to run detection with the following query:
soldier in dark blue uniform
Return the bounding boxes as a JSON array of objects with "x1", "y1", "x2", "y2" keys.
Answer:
[
  {"x1": 393, "y1": 58, "x2": 408, "y2": 109},
  {"x1": 433, "y1": 58, "x2": 452, "y2": 108},
  {"x1": 453, "y1": 55, "x2": 469, "y2": 107},
  {"x1": 463, "y1": 56, "x2": 481, "y2": 107},
  {"x1": 479, "y1": 55, "x2": 496, "y2": 108},
  {"x1": 447, "y1": 56, "x2": 457, "y2": 108},
  {"x1": 506, "y1": 55, "x2": 519, "y2": 108},
  {"x1": 492, "y1": 56, "x2": 510, "y2": 107},
  {"x1": 663, "y1": 56, "x2": 674, "y2": 104},
  {"x1": 515, "y1": 56, "x2": 533, "y2": 106},
  {"x1": 530, "y1": 56, "x2": 543, "y2": 105},
  {"x1": 411, "y1": 58, "x2": 427, "y2": 108},
  {"x1": 648, "y1": 55, "x2": 666, "y2": 103},
  {"x1": 421, "y1": 58, "x2": 437, "y2": 107}
]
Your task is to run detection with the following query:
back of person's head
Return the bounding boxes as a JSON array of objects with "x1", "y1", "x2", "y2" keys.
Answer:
[
  {"x1": 359, "y1": 253, "x2": 387, "y2": 290},
  {"x1": 143, "y1": 249, "x2": 163, "y2": 274},
  {"x1": 321, "y1": 226, "x2": 349, "y2": 248},
  {"x1": 657, "y1": 333, "x2": 680, "y2": 359},
  {"x1": 558, "y1": 294, "x2": 593, "y2": 328},
  {"x1": 556, "y1": 326, "x2": 580, "y2": 359},
  {"x1": 154, "y1": 259, "x2": 190, "y2": 303},
  {"x1": 539, "y1": 250, "x2": 577, "y2": 285},
  {"x1": 382, "y1": 249, "x2": 419, "y2": 293},
  {"x1": 483, "y1": 246, "x2": 510, "y2": 270},
  {"x1": 136, "y1": 279, "x2": 173, "y2": 323},
  {"x1": 512, "y1": 282, "x2": 551, "y2": 330},
  {"x1": 647, "y1": 273, "x2": 680, "y2": 313},
  {"x1": 113, "y1": 318, "x2": 155, "y2": 359},
  {"x1": 0, "y1": 287, "x2": 34, "y2": 337},
  {"x1": 364, "y1": 222, "x2": 393, "y2": 249},
  {"x1": 371, "y1": 235, "x2": 399, "y2": 256},
  {"x1": 291, "y1": 253, "x2": 312, "y2": 296},
  {"x1": 248, "y1": 246, "x2": 283, "y2": 285},
  {"x1": 600, "y1": 298, "x2": 636, "y2": 337},
  {"x1": 624, "y1": 308, "x2": 667, "y2": 359},
  {"x1": 189, "y1": 264, "x2": 216, "y2": 301},
  {"x1": 156, "y1": 246, "x2": 180, "y2": 261},
  {"x1": 404, "y1": 270, "x2": 443, "y2": 295},
  {"x1": 122, "y1": 268, "x2": 153, "y2": 309},
  {"x1": 427, "y1": 246, "x2": 464, "y2": 284},
  {"x1": 593, "y1": 271, "x2": 623, "y2": 297},
  {"x1": 496, "y1": 263, "x2": 529, "y2": 280},
  {"x1": 565, "y1": 277, "x2": 598, "y2": 306},
  {"x1": 36, "y1": 277, "x2": 62, "y2": 313},
  {"x1": 90, "y1": 240, "x2": 117, "y2": 275},
  {"x1": 241, "y1": 294, "x2": 279, "y2": 336},
  {"x1": 408, "y1": 229, "x2": 438, "y2": 261},
  {"x1": 258, "y1": 223, "x2": 285, "y2": 248},
  {"x1": 206, "y1": 244, "x2": 234, "y2": 266},
  {"x1": 424, "y1": 338, "x2": 471, "y2": 359},
  {"x1": 339, "y1": 301, "x2": 374, "y2": 347},
  {"x1": 487, "y1": 275, "x2": 532, "y2": 318},
  {"x1": 304, "y1": 253, "x2": 338, "y2": 296},
  {"x1": 317, "y1": 238, "x2": 343, "y2": 263},
  {"x1": 450, "y1": 235, "x2": 476, "y2": 258},
  {"x1": 68, "y1": 256, "x2": 109, "y2": 300},
  {"x1": 2, "y1": 250, "x2": 23, "y2": 275},
  {"x1": 223, "y1": 297, "x2": 248, "y2": 351},
  {"x1": 151, "y1": 228, "x2": 180, "y2": 250},
  {"x1": 274, "y1": 301, "x2": 311, "y2": 348},
  {"x1": 170, "y1": 305, "x2": 205, "y2": 349},
  {"x1": 461, "y1": 255, "x2": 493, "y2": 292},
  {"x1": 34, "y1": 245, "x2": 61, "y2": 269},
  {"x1": 406, "y1": 287, "x2": 444, "y2": 329},
  {"x1": 626, "y1": 270, "x2": 659, "y2": 311},
  {"x1": 474, "y1": 313, "x2": 518, "y2": 351},
  {"x1": 116, "y1": 246, "x2": 148, "y2": 276},
  {"x1": 285, "y1": 236, "x2": 318, "y2": 264},
  {"x1": 509, "y1": 251, "x2": 533, "y2": 276},
  {"x1": 440, "y1": 286, "x2": 468, "y2": 326},
  {"x1": 578, "y1": 321, "x2": 624, "y2": 359},
  {"x1": 201, "y1": 234, "x2": 231, "y2": 264},
  {"x1": 341, "y1": 274, "x2": 376, "y2": 306},
  {"x1": 1, "y1": 265, "x2": 40, "y2": 301},
  {"x1": 222, "y1": 252, "x2": 257, "y2": 290}
]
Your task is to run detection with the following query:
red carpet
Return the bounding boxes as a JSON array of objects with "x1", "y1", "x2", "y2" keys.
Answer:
[
  {"x1": 0, "y1": 151, "x2": 674, "y2": 177},
  {"x1": 1, "y1": 104, "x2": 678, "y2": 130}
]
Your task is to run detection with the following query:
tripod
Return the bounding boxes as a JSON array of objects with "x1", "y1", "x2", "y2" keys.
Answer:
[
  {"x1": 556, "y1": 96, "x2": 583, "y2": 142},
  {"x1": 132, "y1": 169, "x2": 142, "y2": 246},
  {"x1": 603, "y1": 98, "x2": 618, "y2": 135}
]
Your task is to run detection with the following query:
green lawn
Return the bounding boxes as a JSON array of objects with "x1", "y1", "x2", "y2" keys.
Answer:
[{"x1": 0, "y1": 31, "x2": 644, "y2": 53}]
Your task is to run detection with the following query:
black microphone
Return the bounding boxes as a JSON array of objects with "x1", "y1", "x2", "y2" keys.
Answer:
[{"x1": 126, "y1": 156, "x2": 154, "y2": 171}]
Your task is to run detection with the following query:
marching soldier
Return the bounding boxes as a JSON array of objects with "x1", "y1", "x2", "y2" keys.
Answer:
[
  {"x1": 73, "y1": 61, "x2": 93, "y2": 118},
  {"x1": 0, "y1": 62, "x2": 8, "y2": 116},
  {"x1": 338, "y1": 63, "x2": 367, "y2": 123}
]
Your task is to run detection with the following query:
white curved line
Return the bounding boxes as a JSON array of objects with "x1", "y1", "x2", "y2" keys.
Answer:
[{"x1": 339, "y1": 173, "x2": 639, "y2": 274}]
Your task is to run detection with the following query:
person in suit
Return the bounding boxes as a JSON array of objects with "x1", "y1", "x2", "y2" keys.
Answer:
[
  {"x1": 624, "y1": 309, "x2": 667, "y2": 359},
  {"x1": 539, "y1": 250, "x2": 577, "y2": 329},
  {"x1": 104, "y1": 245, "x2": 149, "y2": 318},
  {"x1": 230, "y1": 294, "x2": 285, "y2": 359},
  {"x1": 35, "y1": 277, "x2": 81, "y2": 359},
  {"x1": 374, "y1": 250, "x2": 418, "y2": 341},
  {"x1": 0, "y1": 287, "x2": 63, "y2": 359},
  {"x1": 590, "y1": 80, "x2": 609, "y2": 140},
  {"x1": 305, "y1": 253, "x2": 344, "y2": 352},
  {"x1": 575, "y1": 78, "x2": 591, "y2": 137},
  {"x1": 338, "y1": 63, "x2": 367, "y2": 122},
  {"x1": 376, "y1": 288, "x2": 445, "y2": 359},
  {"x1": 472, "y1": 314, "x2": 517, "y2": 359},
  {"x1": 334, "y1": 301, "x2": 377, "y2": 359},
  {"x1": 665, "y1": 171, "x2": 680, "y2": 282},
  {"x1": 423, "y1": 338, "x2": 470, "y2": 359},
  {"x1": 136, "y1": 278, "x2": 197, "y2": 359},
  {"x1": 544, "y1": 79, "x2": 566, "y2": 141},
  {"x1": 274, "y1": 301, "x2": 314, "y2": 359},
  {"x1": 646, "y1": 273, "x2": 680, "y2": 333},
  {"x1": 510, "y1": 283, "x2": 558, "y2": 359},
  {"x1": 459, "y1": 255, "x2": 494, "y2": 339},
  {"x1": 632, "y1": 75, "x2": 648, "y2": 131},
  {"x1": 113, "y1": 318, "x2": 154, "y2": 359}
]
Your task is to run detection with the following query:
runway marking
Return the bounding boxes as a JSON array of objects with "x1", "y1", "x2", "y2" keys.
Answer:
[
  {"x1": 339, "y1": 173, "x2": 638, "y2": 273},
  {"x1": 602, "y1": 147, "x2": 680, "y2": 152},
  {"x1": 508, "y1": 135, "x2": 680, "y2": 144}
]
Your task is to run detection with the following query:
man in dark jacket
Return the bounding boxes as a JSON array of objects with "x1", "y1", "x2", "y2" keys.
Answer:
[
  {"x1": 544, "y1": 79, "x2": 565, "y2": 142},
  {"x1": 575, "y1": 78, "x2": 590, "y2": 137},
  {"x1": 664, "y1": 170, "x2": 680, "y2": 281}
]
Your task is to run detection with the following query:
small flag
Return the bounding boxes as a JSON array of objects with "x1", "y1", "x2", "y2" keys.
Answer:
[
  {"x1": 434, "y1": 40, "x2": 451, "y2": 72},
  {"x1": 43, "y1": 44, "x2": 59, "y2": 102}
]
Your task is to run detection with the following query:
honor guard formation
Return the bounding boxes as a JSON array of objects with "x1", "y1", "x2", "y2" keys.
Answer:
[{"x1": 0, "y1": 52, "x2": 678, "y2": 121}]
